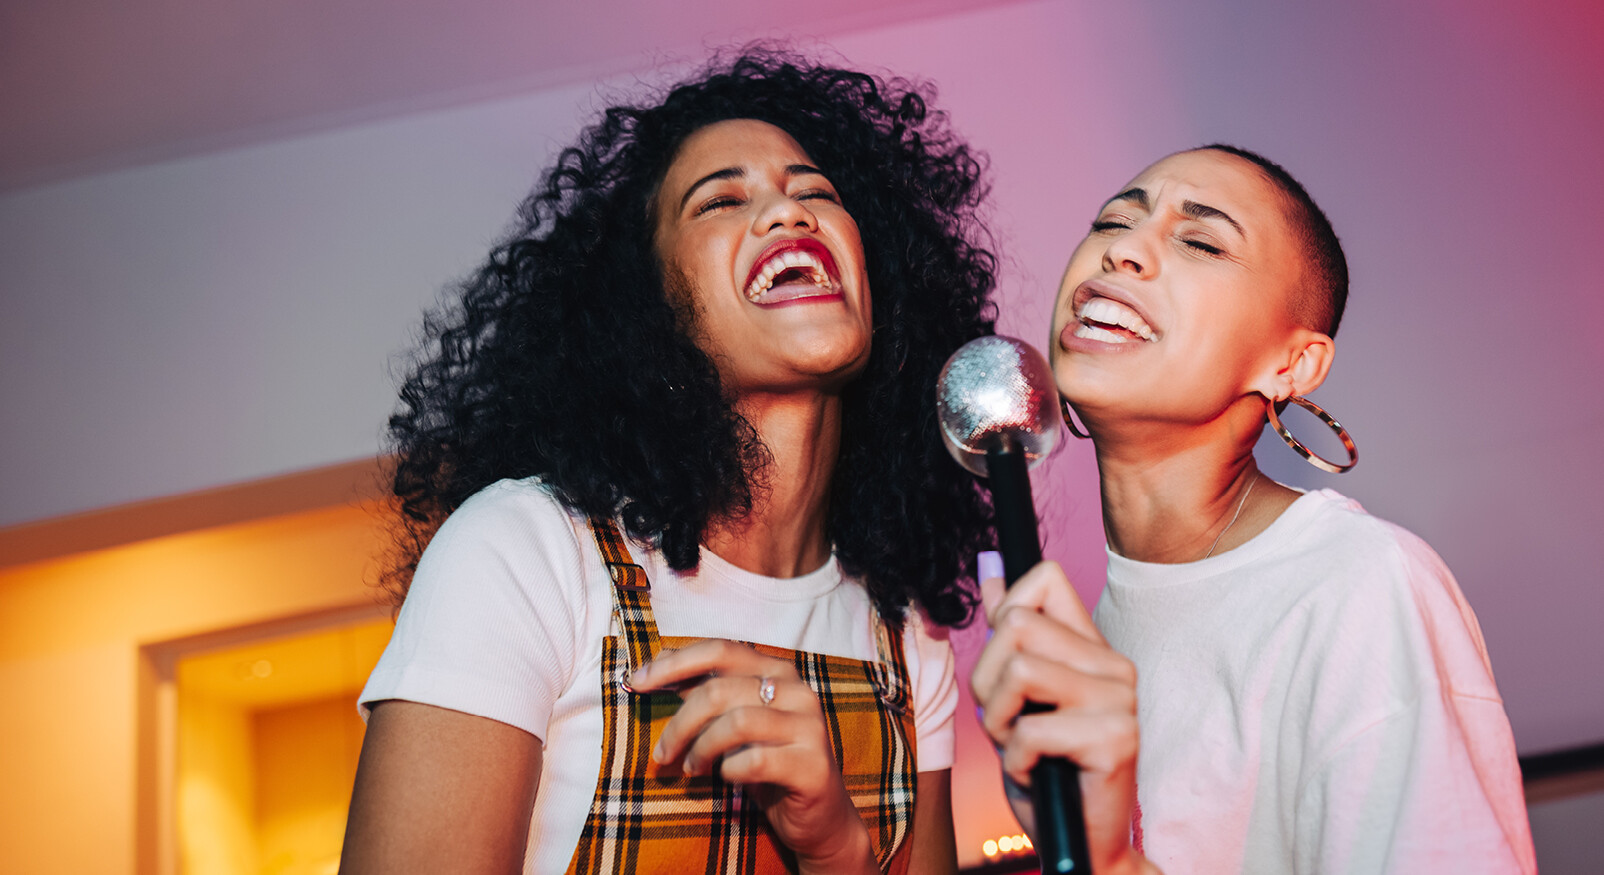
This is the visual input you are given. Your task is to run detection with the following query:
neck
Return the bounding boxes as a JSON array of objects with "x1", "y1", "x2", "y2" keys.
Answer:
[
  {"x1": 1090, "y1": 401, "x2": 1298, "y2": 563},
  {"x1": 702, "y1": 390, "x2": 841, "y2": 578}
]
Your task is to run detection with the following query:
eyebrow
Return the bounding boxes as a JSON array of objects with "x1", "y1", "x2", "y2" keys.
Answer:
[
  {"x1": 1181, "y1": 200, "x2": 1246, "y2": 238},
  {"x1": 677, "y1": 163, "x2": 827, "y2": 213},
  {"x1": 1101, "y1": 186, "x2": 1246, "y2": 238},
  {"x1": 1102, "y1": 187, "x2": 1148, "y2": 212}
]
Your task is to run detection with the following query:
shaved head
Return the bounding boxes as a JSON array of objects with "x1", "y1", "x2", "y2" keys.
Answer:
[{"x1": 1196, "y1": 144, "x2": 1348, "y2": 337}]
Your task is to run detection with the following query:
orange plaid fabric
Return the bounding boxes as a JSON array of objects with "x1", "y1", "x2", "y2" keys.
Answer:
[{"x1": 565, "y1": 518, "x2": 918, "y2": 874}]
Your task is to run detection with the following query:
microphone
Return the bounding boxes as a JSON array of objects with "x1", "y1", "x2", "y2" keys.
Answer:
[{"x1": 937, "y1": 335, "x2": 1092, "y2": 874}]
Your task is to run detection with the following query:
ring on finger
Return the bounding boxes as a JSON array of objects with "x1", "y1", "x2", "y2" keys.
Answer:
[{"x1": 757, "y1": 676, "x2": 777, "y2": 706}]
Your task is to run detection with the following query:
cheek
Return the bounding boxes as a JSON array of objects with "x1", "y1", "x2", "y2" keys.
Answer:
[
  {"x1": 833, "y1": 214, "x2": 867, "y2": 277},
  {"x1": 1053, "y1": 241, "x2": 1101, "y2": 321},
  {"x1": 1175, "y1": 317, "x2": 1273, "y2": 400},
  {"x1": 662, "y1": 218, "x2": 737, "y2": 281},
  {"x1": 1064, "y1": 237, "x2": 1103, "y2": 287}
]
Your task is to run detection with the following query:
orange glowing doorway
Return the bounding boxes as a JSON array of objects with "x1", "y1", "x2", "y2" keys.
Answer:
[{"x1": 146, "y1": 606, "x2": 392, "y2": 875}]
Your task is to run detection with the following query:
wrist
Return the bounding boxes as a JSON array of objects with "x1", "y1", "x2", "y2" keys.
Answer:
[{"x1": 795, "y1": 822, "x2": 877, "y2": 875}]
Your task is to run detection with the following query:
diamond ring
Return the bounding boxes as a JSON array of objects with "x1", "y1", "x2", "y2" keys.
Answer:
[{"x1": 757, "y1": 676, "x2": 777, "y2": 706}]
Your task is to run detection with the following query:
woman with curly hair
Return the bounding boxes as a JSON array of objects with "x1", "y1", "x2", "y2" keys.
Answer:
[{"x1": 340, "y1": 50, "x2": 996, "y2": 874}]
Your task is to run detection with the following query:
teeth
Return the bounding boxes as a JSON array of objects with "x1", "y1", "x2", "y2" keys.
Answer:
[
  {"x1": 1077, "y1": 297, "x2": 1155, "y2": 340},
  {"x1": 745, "y1": 249, "x2": 834, "y2": 301}
]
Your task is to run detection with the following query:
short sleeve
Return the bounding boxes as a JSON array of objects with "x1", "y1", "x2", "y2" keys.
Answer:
[
  {"x1": 358, "y1": 481, "x2": 597, "y2": 742},
  {"x1": 1294, "y1": 696, "x2": 1533, "y2": 875},
  {"x1": 1292, "y1": 525, "x2": 1536, "y2": 875},
  {"x1": 903, "y1": 608, "x2": 958, "y2": 772}
]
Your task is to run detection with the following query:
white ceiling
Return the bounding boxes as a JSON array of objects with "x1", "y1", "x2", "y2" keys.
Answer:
[{"x1": 0, "y1": 0, "x2": 1015, "y2": 193}]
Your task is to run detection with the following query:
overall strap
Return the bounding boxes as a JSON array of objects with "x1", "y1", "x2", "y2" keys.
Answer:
[
  {"x1": 587, "y1": 517, "x2": 660, "y2": 672},
  {"x1": 870, "y1": 606, "x2": 913, "y2": 713},
  {"x1": 567, "y1": 523, "x2": 922, "y2": 874}
]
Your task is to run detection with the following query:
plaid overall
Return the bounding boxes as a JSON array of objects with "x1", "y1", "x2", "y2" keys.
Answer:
[{"x1": 564, "y1": 518, "x2": 918, "y2": 874}]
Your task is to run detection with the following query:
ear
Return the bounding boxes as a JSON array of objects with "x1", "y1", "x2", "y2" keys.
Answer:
[{"x1": 1251, "y1": 329, "x2": 1335, "y2": 402}]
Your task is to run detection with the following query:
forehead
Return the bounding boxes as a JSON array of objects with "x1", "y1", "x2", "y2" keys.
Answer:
[
  {"x1": 664, "y1": 119, "x2": 812, "y2": 181},
  {"x1": 1119, "y1": 150, "x2": 1288, "y2": 235}
]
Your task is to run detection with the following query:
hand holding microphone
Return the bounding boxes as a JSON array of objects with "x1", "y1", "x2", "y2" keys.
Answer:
[
  {"x1": 939, "y1": 337, "x2": 1150, "y2": 875},
  {"x1": 938, "y1": 336, "x2": 1089, "y2": 873}
]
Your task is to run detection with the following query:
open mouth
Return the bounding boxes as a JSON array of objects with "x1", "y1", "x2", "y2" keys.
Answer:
[
  {"x1": 1073, "y1": 296, "x2": 1156, "y2": 343},
  {"x1": 744, "y1": 239, "x2": 841, "y2": 304}
]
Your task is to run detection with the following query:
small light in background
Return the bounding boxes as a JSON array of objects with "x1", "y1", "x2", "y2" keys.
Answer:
[
  {"x1": 982, "y1": 832, "x2": 1033, "y2": 858},
  {"x1": 236, "y1": 658, "x2": 274, "y2": 680}
]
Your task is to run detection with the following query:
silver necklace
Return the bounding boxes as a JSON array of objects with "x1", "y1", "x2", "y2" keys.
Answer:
[{"x1": 1203, "y1": 473, "x2": 1258, "y2": 560}]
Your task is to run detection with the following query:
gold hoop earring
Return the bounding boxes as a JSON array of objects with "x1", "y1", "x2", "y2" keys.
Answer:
[
  {"x1": 1061, "y1": 398, "x2": 1090, "y2": 440},
  {"x1": 1267, "y1": 395, "x2": 1357, "y2": 473}
]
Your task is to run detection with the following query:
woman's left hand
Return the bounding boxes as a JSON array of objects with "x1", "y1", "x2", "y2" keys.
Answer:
[{"x1": 629, "y1": 639, "x2": 877, "y2": 874}]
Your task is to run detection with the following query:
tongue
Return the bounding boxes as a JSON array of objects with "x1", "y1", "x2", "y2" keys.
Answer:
[{"x1": 1086, "y1": 319, "x2": 1144, "y2": 340}]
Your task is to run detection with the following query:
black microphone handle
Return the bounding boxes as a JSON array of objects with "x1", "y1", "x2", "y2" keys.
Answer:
[{"x1": 985, "y1": 444, "x2": 1093, "y2": 874}]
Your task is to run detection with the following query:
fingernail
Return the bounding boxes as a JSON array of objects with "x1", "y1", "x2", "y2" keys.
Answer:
[
  {"x1": 651, "y1": 740, "x2": 664, "y2": 762},
  {"x1": 978, "y1": 551, "x2": 1004, "y2": 582}
]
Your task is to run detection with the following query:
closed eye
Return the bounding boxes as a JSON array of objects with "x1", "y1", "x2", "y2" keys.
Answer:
[
  {"x1": 796, "y1": 188, "x2": 840, "y2": 204},
  {"x1": 1091, "y1": 219, "x2": 1129, "y2": 232},
  {"x1": 693, "y1": 195, "x2": 742, "y2": 216},
  {"x1": 1185, "y1": 239, "x2": 1224, "y2": 255}
]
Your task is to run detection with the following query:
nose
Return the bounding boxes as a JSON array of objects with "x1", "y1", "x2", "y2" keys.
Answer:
[
  {"x1": 1101, "y1": 225, "x2": 1155, "y2": 278},
  {"x1": 752, "y1": 190, "x2": 818, "y2": 235}
]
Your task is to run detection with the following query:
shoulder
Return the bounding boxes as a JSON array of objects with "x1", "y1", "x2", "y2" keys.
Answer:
[
  {"x1": 1274, "y1": 489, "x2": 1503, "y2": 717},
  {"x1": 1276, "y1": 490, "x2": 1463, "y2": 617},
  {"x1": 431, "y1": 477, "x2": 587, "y2": 550},
  {"x1": 364, "y1": 478, "x2": 615, "y2": 737},
  {"x1": 1314, "y1": 493, "x2": 1501, "y2": 698},
  {"x1": 1282, "y1": 489, "x2": 1432, "y2": 566},
  {"x1": 404, "y1": 478, "x2": 602, "y2": 619},
  {"x1": 419, "y1": 479, "x2": 590, "y2": 574}
]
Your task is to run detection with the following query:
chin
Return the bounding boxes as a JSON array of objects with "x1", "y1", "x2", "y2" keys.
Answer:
[
  {"x1": 796, "y1": 344, "x2": 873, "y2": 392},
  {"x1": 808, "y1": 351, "x2": 872, "y2": 386},
  {"x1": 1054, "y1": 361, "x2": 1128, "y2": 412},
  {"x1": 792, "y1": 324, "x2": 871, "y2": 366}
]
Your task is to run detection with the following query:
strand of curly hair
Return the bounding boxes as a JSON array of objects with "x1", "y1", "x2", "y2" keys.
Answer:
[{"x1": 384, "y1": 47, "x2": 998, "y2": 627}]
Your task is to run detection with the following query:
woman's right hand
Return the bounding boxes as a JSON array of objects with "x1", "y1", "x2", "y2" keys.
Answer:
[
  {"x1": 969, "y1": 560, "x2": 1159, "y2": 875},
  {"x1": 628, "y1": 639, "x2": 878, "y2": 875}
]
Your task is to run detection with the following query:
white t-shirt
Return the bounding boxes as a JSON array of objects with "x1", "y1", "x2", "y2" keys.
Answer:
[
  {"x1": 360, "y1": 478, "x2": 958, "y2": 875},
  {"x1": 1094, "y1": 488, "x2": 1535, "y2": 875}
]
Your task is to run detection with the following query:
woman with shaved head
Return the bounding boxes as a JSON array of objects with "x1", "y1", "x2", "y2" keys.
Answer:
[{"x1": 972, "y1": 146, "x2": 1535, "y2": 874}]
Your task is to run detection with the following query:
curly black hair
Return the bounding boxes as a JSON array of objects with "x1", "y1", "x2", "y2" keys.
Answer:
[{"x1": 385, "y1": 47, "x2": 998, "y2": 626}]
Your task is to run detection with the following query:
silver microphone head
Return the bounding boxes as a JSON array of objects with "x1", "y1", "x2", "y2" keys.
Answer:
[{"x1": 936, "y1": 335, "x2": 1062, "y2": 477}]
